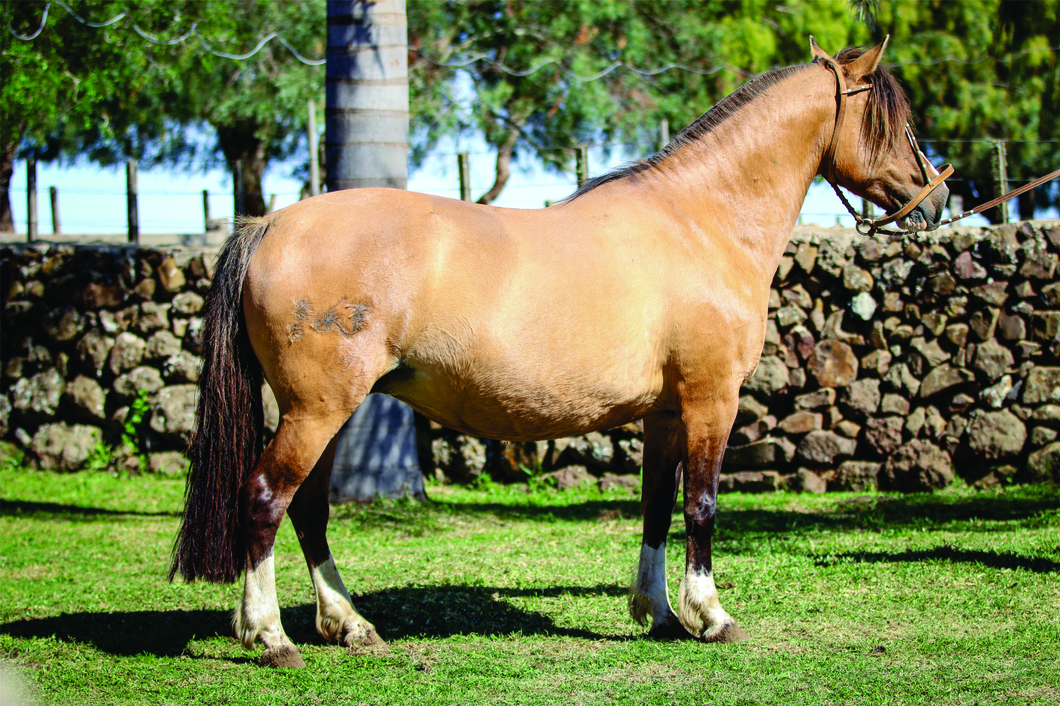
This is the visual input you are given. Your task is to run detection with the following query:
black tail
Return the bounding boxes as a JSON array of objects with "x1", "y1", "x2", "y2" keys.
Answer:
[{"x1": 169, "y1": 217, "x2": 271, "y2": 583}]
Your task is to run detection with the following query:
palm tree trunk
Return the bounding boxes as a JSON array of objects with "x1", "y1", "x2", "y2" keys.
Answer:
[{"x1": 325, "y1": 0, "x2": 423, "y2": 502}]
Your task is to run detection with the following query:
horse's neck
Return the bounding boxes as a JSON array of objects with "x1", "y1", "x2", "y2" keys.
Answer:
[{"x1": 647, "y1": 69, "x2": 835, "y2": 277}]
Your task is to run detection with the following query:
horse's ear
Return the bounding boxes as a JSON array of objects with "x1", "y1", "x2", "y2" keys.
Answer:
[
  {"x1": 846, "y1": 35, "x2": 890, "y2": 80},
  {"x1": 809, "y1": 36, "x2": 834, "y2": 62}
]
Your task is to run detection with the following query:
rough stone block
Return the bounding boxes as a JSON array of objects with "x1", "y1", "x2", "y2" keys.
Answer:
[
  {"x1": 831, "y1": 460, "x2": 881, "y2": 492},
  {"x1": 1025, "y1": 442, "x2": 1060, "y2": 483},
  {"x1": 864, "y1": 416, "x2": 904, "y2": 456},
  {"x1": 797, "y1": 430, "x2": 857, "y2": 466},
  {"x1": 742, "y1": 356, "x2": 790, "y2": 399},
  {"x1": 809, "y1": 339, "x2": 859, "y2": 388},
  {"x1": 841, "y1": 378, "x2": 881, "y2": 419},
  {"x1": 794, "y1": 388, "x2": 837, "y2": 410},
  {"x1": 65, "y1": 375, "x2": 106, "y2": 423},
  {"x1": 919, "y1": 365, "x2": 973, "y2": 399},
  {"x1": 777, "y1": 411, "x2": 823, "y2": 435},
  {"x1": 29, "y1": 423, "x2": 103, "y2": 472},
  {"x1": 724, "y1": 437, "x2": 796, "y2": 470},
  {"x1": 880, "y1": 440, "x2": 954, "y2": 492},
  {"x1": 1023, "y1": 367, "x2": 1060, "y2": 405},
  {"x1": 718, "y1": 470, "x2": 782, "y2": 494}
]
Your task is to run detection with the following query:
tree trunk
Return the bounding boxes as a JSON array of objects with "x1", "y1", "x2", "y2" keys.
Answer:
[
  {"x1": 1, "y1": 135, "x2": 19, "y2": 233},
  {"x1": 954, "y1": 179, "x2": 1006, "y2": 225},
  {"x1": 476, "y1": 128, "x2": 518, "y2": 205},
  {"x1": 1016, "y1": 189, "x2": 1036, "y2": 222},
  {"x1": 325, "y1": 0, "x2": 409, "y2": 191},
  {"x1": 326, "y1": 0, "x2": 423, "y2": 502},
  {"x1": 215, "y1": 122, "x2": 268, "y2": 217}
]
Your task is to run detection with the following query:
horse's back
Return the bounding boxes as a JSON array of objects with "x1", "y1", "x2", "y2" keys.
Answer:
[{"x1": 240, "y1": 188, "x2": 680, "y2": 437}]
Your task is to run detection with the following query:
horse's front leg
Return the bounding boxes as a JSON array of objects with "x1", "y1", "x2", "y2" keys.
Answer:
[
  {"x1": 678, "y1": 396, "x2": 749, "y2": 643},
  {"x1": 286, "y1": 434, "x2": 384, "y2": 651},
  {"x1": 235, "y1": 414, "x2": 345, "y2": 667}
]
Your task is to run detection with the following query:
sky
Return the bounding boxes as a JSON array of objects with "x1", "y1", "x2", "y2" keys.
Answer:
[{"x1": 4, "y1": 141, "x2": 1015, "y2": 238}]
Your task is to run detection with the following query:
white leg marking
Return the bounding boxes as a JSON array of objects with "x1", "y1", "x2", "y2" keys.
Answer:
[
  {"x1": 234, "y1": 554, "x2": 292, "y2": 650},
  {"x1": 309, "y1": 553, "x2": 377, "y2": 645},
  {"x1": 629, "y1": 543, "x2": 680, "y2": 629},
  {"x1": 678, "y1": 568, "x2": 735, "y2": 640}
]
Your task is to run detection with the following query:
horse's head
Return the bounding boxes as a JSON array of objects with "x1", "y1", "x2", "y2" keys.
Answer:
[{"x1": 812, "y1": 37, "x2": 951, "y2": 233}]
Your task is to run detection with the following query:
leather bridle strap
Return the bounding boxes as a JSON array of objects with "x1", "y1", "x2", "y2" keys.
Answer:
[
  {"x1": 820, "y1": 58, "x2": 953, "y2": 237},
  {"x1": 821, "y1": 57, "x2": 1060, "y2": 237}
]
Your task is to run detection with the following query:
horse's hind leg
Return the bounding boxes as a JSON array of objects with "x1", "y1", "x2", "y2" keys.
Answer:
[
  {"x1": 677, "y1": 394, "x2": 748, "y2": 643},
  {"x1": 234, "y1": 411, "x2": 348, "y2": 667},
  {"x1": 286, "y1": 434, "x2": 384, "y2": 650},
  {"x1": 630, "y1": 413, "x2": 694, "y2": 639}
]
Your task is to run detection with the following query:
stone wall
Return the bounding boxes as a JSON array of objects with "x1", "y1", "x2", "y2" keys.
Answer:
[
  {"x1": 2, "y1": 220, "x2": 1058, "y2": 491},
  {"x1": 0, "y1": 244, "x2": 238, "y2": 475}
]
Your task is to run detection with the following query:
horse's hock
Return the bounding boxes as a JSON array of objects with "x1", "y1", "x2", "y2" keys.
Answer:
[{"x1": 1, "y1": 220, "x2": 1058, "y2": 491}]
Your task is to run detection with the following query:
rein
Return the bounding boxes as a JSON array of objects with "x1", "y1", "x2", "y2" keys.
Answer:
[
  {"x1": 821, "y1": 58, "x2": 1060, "y2": 239},
  {"x1": 932, "y1": 167, "x2": 1060, "y2": 228}
]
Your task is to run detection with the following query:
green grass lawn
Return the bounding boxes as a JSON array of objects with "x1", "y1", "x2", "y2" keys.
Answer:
[{"x1": 1, "y1": 463, "x2": 1058, "y2": 705}]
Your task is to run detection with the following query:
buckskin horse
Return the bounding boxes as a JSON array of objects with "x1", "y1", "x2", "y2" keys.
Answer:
[{"x1": 171, "y1": 38, "x2": 950, "y2": 667}]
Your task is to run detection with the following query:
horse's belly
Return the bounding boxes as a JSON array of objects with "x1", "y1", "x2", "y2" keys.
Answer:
[{"x1": 384, "y1": 349, "x2": 664, "y2": 441}]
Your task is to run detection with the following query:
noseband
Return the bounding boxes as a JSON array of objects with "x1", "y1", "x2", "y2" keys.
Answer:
[{"x1": 820, "y1": 58, "x2": 953, "y2": 237}]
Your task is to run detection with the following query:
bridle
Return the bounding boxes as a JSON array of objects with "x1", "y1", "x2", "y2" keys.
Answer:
[{"x1": 819, "y1": 56, "x2": 953, "y2": 238}]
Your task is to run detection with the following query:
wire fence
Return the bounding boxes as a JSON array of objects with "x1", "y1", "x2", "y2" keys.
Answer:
[{"x1": 6, "y1": 132, "x2": 1058, "y2": 240}]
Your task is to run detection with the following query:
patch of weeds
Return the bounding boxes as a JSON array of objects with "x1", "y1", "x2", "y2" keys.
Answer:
[
  {"x1": 0, "y1": 444, "x2": 25, "y2": 472},
  {"x1": 470, "y1": 471, "x2": 500, "y2": 493},
  {"x1": 116, "y1": 389, "x2": 152, "y2": 475},
  {"x1": 83, "y1": 441, "x2": 114, "y2": 473}
]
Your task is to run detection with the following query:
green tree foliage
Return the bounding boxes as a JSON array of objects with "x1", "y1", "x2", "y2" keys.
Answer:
[
  {"x1": 1, "y1": 0, "x2": 325, "y2": 221},
  {"x1": 1, "y1": 0, "x2": 188, "y2": 229},
  {"x1": 869, "y1": 0, "x2": 1059, "y2": 221},
  {"x1": 170, "y1": 1, "x2": 325, "y2": 215},
  {"x1": 4, "y1": 1, "x2": 1055, "y2": 223},
  {"x1": 408, "y1": 0, "x2": 869, "y2": 204}
]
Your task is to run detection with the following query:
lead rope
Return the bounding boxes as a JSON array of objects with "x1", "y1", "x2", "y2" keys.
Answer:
[
  {"x1": 833, "y1": 165, "x2": 1059, "y2": 241},
  {"x1": 933, "y1": 168, "x2": 1060, "y2": 228}
]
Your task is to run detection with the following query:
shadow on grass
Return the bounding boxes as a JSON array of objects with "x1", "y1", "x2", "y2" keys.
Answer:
[
  {"x1": 395, "y1": 487, "x2": 1059, "y2": 533},
  {"x1": 0, "y1": 583, "x2": 631, "y2": 658},
  {"x1": 0, "y1": 499, "x2": 179, "y2": 519},
  {"x1": 813, "y1": 545, "x2": 1060, "y2": 574}
]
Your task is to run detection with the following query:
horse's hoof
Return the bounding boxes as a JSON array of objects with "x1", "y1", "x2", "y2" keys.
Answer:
[
  {"x1": 647, "y1": 621, "x2": 698, "y2": 641},
  {"x1": 701, "y1": 621, "x2": 749, "y2": 644},
  {"x1": 258, "y1": 644, "x2": 306, "y2": 668},
  {"x1": 344, "y1": 625, "x2": 388, "y2": 655}
]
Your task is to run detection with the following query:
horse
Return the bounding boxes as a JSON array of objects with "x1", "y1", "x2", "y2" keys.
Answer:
[{"x1": 170, "y1": 38, "x2": 950, "y2": 668}]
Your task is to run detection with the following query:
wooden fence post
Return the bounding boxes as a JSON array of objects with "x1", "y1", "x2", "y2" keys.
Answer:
[
  {"x1": 659, "y1": 119, "x2": 670, "y2": 151},
  {"x1": 457, "y1": 152, "x2": 471, "y2": 202},
  {"x1": 202, "y1": 189, "x2": 211, "y2": 232},
  {"x1": 308, "y1": 99, "x2": 321, "y2": 197},
  {"x1": 576, "y1": 146, "x2": 589, "y2": 187},
  {"x1": 126, "y1": 160, "x2": 139, "y2": 243},
  {"x1": 49, "y1": 186, "x2": 60, "y2": 235},
  {"x1": 234, "y1": 160, "x2": 245, "y2": 216},
  {"x1": 26, "y1": 157, "x2": 37, "y2": 242},
  {"x1": 994, "y1": 139, "x2": 1009, "y2": 223}
]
